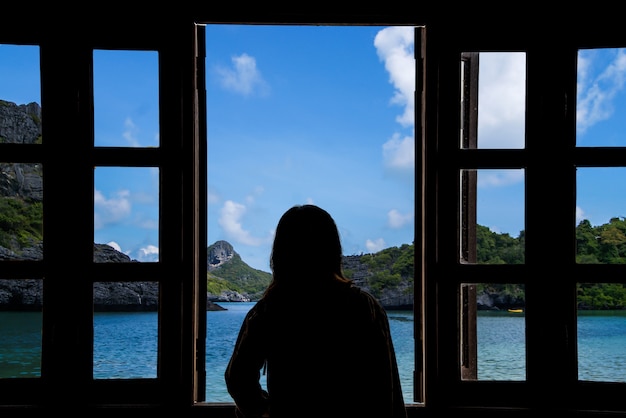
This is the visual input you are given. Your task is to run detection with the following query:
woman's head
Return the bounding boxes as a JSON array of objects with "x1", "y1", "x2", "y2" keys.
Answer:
[{"x1": 269, "y1": 204, "x2": 346, "y2": 286}]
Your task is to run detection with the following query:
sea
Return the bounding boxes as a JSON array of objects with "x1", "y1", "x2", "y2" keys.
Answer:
[{"x1": 1, "y1": 303, "x2": 625, "y2": 404}]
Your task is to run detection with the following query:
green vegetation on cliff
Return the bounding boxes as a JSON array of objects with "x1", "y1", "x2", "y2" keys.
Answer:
[
  {"x1": 0, "y1": 196, "x2": 43, "y2": 251},
  {"x1": 358, "y1": 243, "x2": 414, "y2": 297},
  {"x1": 476, "y1": 218, "x2": 626, "y2": 309},
  {"x1": 206, "y1": 249, "x2": 271, "y2": 300}
]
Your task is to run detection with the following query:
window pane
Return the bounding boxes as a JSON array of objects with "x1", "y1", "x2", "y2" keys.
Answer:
[
  {"x1": 461, "y1": 52, "x2": 526, "y2": 149},
  {"x1": 93, "y1": 50, "x2": 159, "y2": 147},
  {"x1": 93, "y1": 282, "x2": 158, "y2": 379},
  {"x1": 576, "y1": 168, "x2": 626, "y2": 264},
  {"x1": 577, "y1": 48, "x2": 626, "y2": 147},
  {"x1": 577, "y1": 288, "x2": 626, "y2": 382},
  {"x1": 205, "y1": 24, "x2": 416, "y2": 403},
  {"x1": 461, "y1": 169, "x2": 525, "y2": 264},
  {"x1": 0, "y1": 163, "x2": 43, "y2": 261},
  {"x1": 0, "y1": 278, "x2": 43, "y2": 379},
  {"x1": 94, "y1": 167, "x2": 159, "y2": 263},
  {"x1": 461, "y1": 283, "x2": 526, "y2": 381},
  {"x1": 0, "y1": 44, "x2": 41, "y2": 127}
]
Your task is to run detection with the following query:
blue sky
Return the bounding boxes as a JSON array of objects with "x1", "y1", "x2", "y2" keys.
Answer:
[
  {"x1": 204, "y1": 25, "x2": 415, "y2": 270},
  {"x1": 2, "y1": 31, "x2": 626, "y2": 270}
]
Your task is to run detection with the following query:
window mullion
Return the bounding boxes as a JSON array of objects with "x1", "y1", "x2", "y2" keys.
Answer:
[
  {"x1": 40, "y1": 40, "x2": 95, "y2": 400},
  {"x1": 524, "y1": 46, "x2": 578, "y2": 402}
]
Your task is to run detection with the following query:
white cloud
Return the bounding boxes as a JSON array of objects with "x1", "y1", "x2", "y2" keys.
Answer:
[
  {"x1": 136, "y1": 244, "x2": 159, "y2": 262},
  {"x1": 375, "y1": 27, "x2": 415, "y2": 180},
  {"x1": 477, "y1": 169, "x2": 524, "y2": 188},
  {"x1": 577, "y1": 48, "x2": 626, "y2": 135},
  {"x1": 576, "y1": 206, "x2": 586, "y2": 224},
  {"x1": 477, "y1": 52, "x2": 526, "y2": 149},
  {"x1": 388, "y1": 208, "x2": 413, "y2": 229},
  {"x1": 383, "y1": 132, "x2": 414, "y2": 172},
  {"x1": 94, "y1": 189, "x2": 132, "y2": 229},
  {"x1": 374, "y1": 26, "x2": 415, "y2": 127},
  {"x1": 366, "y1": 237, "x2": 386, "y2": 253},
  {"x1": 219, "y1": 200, "x2": 266, "y2": 246},
  {"x1": 106, "y1": 241, "x2": 122, "y2": 252},
  {"x1": 215, "y1": 53, "x2": 269, "y2": 96},
  {"x1": 122, "y1": 117, "x2": 141, "y2": 147}
]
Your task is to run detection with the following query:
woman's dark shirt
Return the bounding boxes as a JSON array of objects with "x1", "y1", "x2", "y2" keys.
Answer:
[{"x1": 224, "y1": 281, "x2": 407, "y2": 418}]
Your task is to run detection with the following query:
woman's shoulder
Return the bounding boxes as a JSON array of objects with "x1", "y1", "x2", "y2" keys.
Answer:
[
  {"x1": 344, "y1": 284, "x2": 386, "y2": 312},
  {"x1": 346, "y1": 283, "x2": 377, "y2": 300}
]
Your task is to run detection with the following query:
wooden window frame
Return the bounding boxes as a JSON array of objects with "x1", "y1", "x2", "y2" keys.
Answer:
[
  {"x1": 0, "y1": 22, "x2": 204, "y2": 407},
  {"x1": 425, "y1": 23, "x2": 626, "y2": 413}
]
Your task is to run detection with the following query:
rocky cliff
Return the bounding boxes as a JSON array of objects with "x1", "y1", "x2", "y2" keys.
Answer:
[
  {"x1": 206, "y1": 240, "x2": 270, "y2": 302},
  {"x1": 0, "y1": 100, "x2": 43, "y2": 201},
  {"x1": 343, "y1": 254, "x2": 413, "y2": 310},
  {"x1": 0, "y1": 243, "x2": 224, "y2": 311}
]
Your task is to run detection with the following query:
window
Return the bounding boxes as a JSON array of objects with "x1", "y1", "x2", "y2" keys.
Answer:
[
  {"x1": 204, "y1": 24, "x2": 418, "y2": 404},
  {"x1": 0, "y1": 44, "x2": 43, "y2": 384},
  {"x1": 443, "y1": 37, "x2": 626, "y2": 411},
  {"x1": 0, "y1": 27, "x2": 202, "y2": 406},
  {"x1": 458, "y1": 52, "x2": 527, "y2": 383},
  {"x1": 575, "y1": 48, "x2": 626, "y2": 385}
]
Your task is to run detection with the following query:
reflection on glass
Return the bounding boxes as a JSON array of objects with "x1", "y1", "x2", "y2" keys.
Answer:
[
  {"x1": 93, "y1": 282, "x2": 158, "y2": 379},
  {"x1": 576, "y1": 167, "x2": 626, "y2": 264},
  {"x1": 0, "y1": 163, "x2": 43, "y2": 261},
  {"x1": 94, "y1": 167, "x2": 159, "y2": 263},
  {"x1": 0, "y1": 279, "x2": 43, "y2": 378},
  {"x1": 461, "y1": 283, "x2": 526, "y2": 381},
  {"x1": 577, "y1": 284, "x2": 626, "y2": 382},
  {"x1": 93, "y1": 49, "x2": 159, "y2": 147},
  {"x1": 461, "y1": 51, "x2": 526, "y2": 149},
  {"x1": 577, "y1": 48, "x2": 626, "y2": 147},
  {"x1": 460, "y1": 169, "x2": 525, "y2": 264}
]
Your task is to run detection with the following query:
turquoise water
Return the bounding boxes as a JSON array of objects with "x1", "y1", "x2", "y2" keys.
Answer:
[
  {"x1": 0, "y1": 311, "x2": 42, "y2": 378},
  {"x1": 93, "y1": 311, "x2": 158, "y2": 379},
  {"x1": 1, "y1": 305, "x2": 625, "y2": 404},
  {"x1": 577, "y1": 310, "x2": 626, "y2": 381}
]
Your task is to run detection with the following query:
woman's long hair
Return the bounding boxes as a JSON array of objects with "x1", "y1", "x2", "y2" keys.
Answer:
[{"x1": 265, "y1": 204, "x2": 351, "y2": 296}]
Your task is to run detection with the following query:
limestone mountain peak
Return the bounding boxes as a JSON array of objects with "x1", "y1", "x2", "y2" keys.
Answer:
[{"x1": 207, "y1": 240, "x2": 236, "y2": 271}]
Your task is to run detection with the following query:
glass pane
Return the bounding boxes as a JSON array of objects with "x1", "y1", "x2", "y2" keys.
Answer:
[
  {"x1": 577, "y1": 48, "x2": 626, "y2": 146},
  {"x1": 94, "y1": 167, "x2": 159, "y2": 262},
  {"x1": 93, "y1": 50, "x2": 159, "y2": 147},
  {"x1": 461, "y1": 169, "x2": 525, "y2": 264},
  {"x1": 206, "y1": 25, "x2": 416, "y2": 403},
  {"x1": 0, "y1": 278, "x2": 43, "y2": 378},
  {"x1": 461, "y1": 52, "x2": 526, "y2": 149},
  {"x1": 0, "y1": 44, "x2": 41, "y2": 130},
  {"x1": 576, "y1": 167, "x2": 626, "y2": 264},
  {"x1": 577, "y1": 286, "x2": 626, "y2": 382},
  {"x1": 461, "y1": 283, "x2": 526, "y2": 381},
  {"x1": 0, "y1": 163, "x2": 43, "y2": 261},
  {"x1": 93, "y1": 281, "x2": 158, "y2": 379}
]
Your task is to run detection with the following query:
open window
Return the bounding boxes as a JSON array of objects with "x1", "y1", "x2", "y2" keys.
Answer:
[{"x1": 202, "y1": 23, "x2": 423, "y2": 405}]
